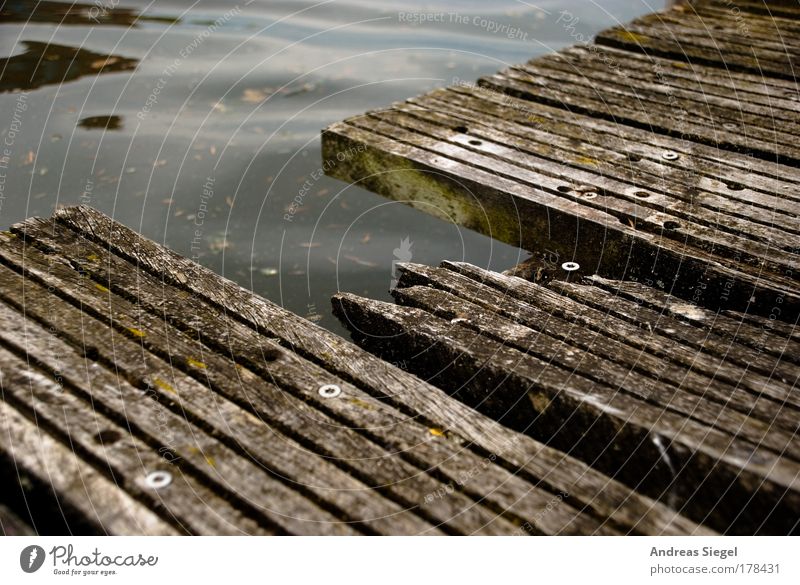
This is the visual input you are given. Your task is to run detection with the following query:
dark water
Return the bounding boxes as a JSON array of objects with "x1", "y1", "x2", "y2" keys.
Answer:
[{"x1": 0, "y1": 0, "x2": 652, "y2": 335}]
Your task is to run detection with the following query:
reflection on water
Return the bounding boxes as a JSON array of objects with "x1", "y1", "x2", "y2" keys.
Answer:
[
  {"x1": 0, "y1": 42, "x2": 137, "y2": 93},
  {"x1": 0, "y1": 1, "x2": 179, "y2": 26},
  {"x1": 78, "y1": 114, "x2": 124, "y2": 130},
  {"x1": 0, "y1": 0, "x2": 651, "y2": 335}
]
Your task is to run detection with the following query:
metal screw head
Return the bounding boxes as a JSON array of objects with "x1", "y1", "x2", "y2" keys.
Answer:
[
  {"x1": 661, "y1": 151, "x2": 679, "y2": 161},
  {"x1": 582, "y1": 192, "x2": 598, "y2": 200},
  {"x1": 145, "y1": 470, "x2": 172, "y2": 489},
  {"x1": 722, "y1": 122, "x2": 738, "y2": 130},
  {"x1": 561, "y1": 261, "x2": 580, "y2": 272},
  {"x1": 318, "y1": 384, "x2": 341, "y2": 398}
]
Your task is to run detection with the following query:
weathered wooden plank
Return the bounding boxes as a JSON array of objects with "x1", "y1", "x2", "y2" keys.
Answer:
[
  {"x1": 514, "y1": 56, "x2": 800, "y2": 137},
  {"x1": 369, "y1": 105, "x2": 799, "y2": 249},
  {"x1": 554, "y1": 45, "x2": 798, "y2": 109},
  {"x1": 0, "y1": 393, "x2": 176, "y2": 536},
  {"x1": 432, "y1": 261, "x2": 799, "y2": 415},
  {"x1": 584, "y1": 274, "x2": 800, "y2": 364},
  {"x1": 535, "y1": 47, "x2": 800, "y2": 119},
  {"x1": 549, "y1": 278, "x2": 800, "y2": 385},
  {"x1": 389, "y1": 263, "x2": 800, "y2": 433},
  {"x1": 324, "y1": 120, "x2": 800, "y2": 322},
  {"x1": 44, "y1": 205, "x2": 708, "y2": 535},
  {"x1": 437, "y1": 84, "x2": 800, "y2": 188},
  {"x1": 596, "y1": 11, "x2": 798, "y2": 80},
  {"x1": 0, "y1": 339, "x2": 272, "y2": 536},
  {"x1": 700, "y1": 0, "x2": 800, "y2": 20},
  {"x1": 388, "y1": 283, "x2": 800, "y2": 452},
  {"x1": 645, "y1": 7, "x2": 800, "y2": 48},
  {"x1": 401, "y1": 97, "x2": 800, "y2": 235},
  {"x1": 0, "y1": 502, "x2": 35, "y2": 536},
  {"x1": 479, "y1": 66, "x2": 800, "y2": 166},
  {"x1": 332, "y1": 286, "x2": 800, "y2": 534},
  {"x1": 5, "y1": 224, "x2": 552, "y2": 536},
  {"x1": 0, "y1": 290, "x2": 370, "y2": 535}
]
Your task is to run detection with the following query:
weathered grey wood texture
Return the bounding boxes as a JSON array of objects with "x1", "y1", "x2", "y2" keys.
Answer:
[
  {"x1": 323, "y1": 0, "x2": 800, "y2": 323},
  {"x1": 332, "y1": 260, "x2": 800, "y2": 534},
  {"x1": 0, "y1": 205, "x2": 708, "y2": 535}
]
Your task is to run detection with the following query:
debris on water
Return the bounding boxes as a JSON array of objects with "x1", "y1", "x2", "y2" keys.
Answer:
[
  {"x1": 258, "y1": 267, "x2": 278, "y2": 276},
  {"x1": 242, "y1": 87, "x2": 275, "y2": 103},
  {"x1": 360, "y1": 233, "x2": 371, "y2": 244},
  {"x1": 345, "y1": 254, "x2": 377, "y2": 267},
  {"x1": 90, "y1": 56, "x2": 121, "y2": 70},
  {"x1": 282, "y1": 82, "x2": 316, "y2": 97},
  {"x1": 209, "y1": 234, "x2": 231, "y2": 253},
  {"x1": 299, "y1": 242, "x2": 321, "y2": 248},
  {"x1": 78, "y1": 114, "x2": 123, "y2": 130}
]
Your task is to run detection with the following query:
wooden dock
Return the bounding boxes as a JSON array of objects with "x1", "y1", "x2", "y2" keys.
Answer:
[
  {"x1": 321, "y1": 0, "x2": 800, "y2": 534},
  {"x1": 323, "y1": 0, "x2": 800, "y2": 322},
  {"x1": 333, "y1": 261, "x2": 800, "y2": 534},
  {"x1": 0, "y1": 206, "x2": 710, "y2": 535},
  {"x1": 1, "y1": 0, "x2": 798, "y2": 536}
]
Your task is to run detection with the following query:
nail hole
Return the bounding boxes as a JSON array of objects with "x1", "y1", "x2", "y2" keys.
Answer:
[
  {"x1": 726, "y1": 182, "x2": 744, "y2": 191},
  {"x1": 318, "y1": 384, "x2": 342, "y2": 398},
  {"x1": 557, "y1": 185, "x2": 571, "y2": 193},
  {"x1": 664, "y1": 220, "x2": 680, "y2": 230},
  {"x1": 468, "y1": 139, "x2": 482, "y2": 146},
  {"x1": 626, "y1": 153, "x2": 642, "y2": 162},
  {"x1": 94, "y1": 430, "x2": 122, "y2": 445},
  {"x1": 453, "y1": 125, "x2": 468, "y2": 133},
  {"x1": 633, "y1": 191, "x2": 650, "y2": 198}
]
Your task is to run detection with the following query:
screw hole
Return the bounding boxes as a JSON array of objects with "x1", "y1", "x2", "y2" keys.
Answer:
[
  {"x1": 661, "y1": 151, "x2": 679, "y2": 161},
  {"x1": 663, "y1": 220, "x2": 680, "y2": 230},
  {"x1": 468, "y1": 139, "x2": 482, "y2": 146},
  {"x1": 626, "y1": 153, "x2": 642, "y2": 162},
  {"x1": 145, "y1": 471, "x2": 173, "y2": 489},
  {"x1": 94, "y1": 429, "x2": 122, "y2": 445},
  {"x1": 318, "y1": 384, "x2": 342, "y2": 398},
  {"x1": 561, "y1": 261, "x2": 580, "y2": 272},
  {"x1": 453, "y1": 125, "x2": 468, "y2": 133},
  {"x1": 633, "y1": 191, "x2": 650, "y2": 198},
  {"x1": 557, "y1": 185, "x2": 571, "y2": 193},
  {"x1": 726, "y1": 182, "x2": 744, "y2": 191}
]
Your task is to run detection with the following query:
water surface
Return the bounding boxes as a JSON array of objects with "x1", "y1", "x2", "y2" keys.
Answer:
[{"x1": 0, "y1": 0, "x2": 652, "y2": 335}]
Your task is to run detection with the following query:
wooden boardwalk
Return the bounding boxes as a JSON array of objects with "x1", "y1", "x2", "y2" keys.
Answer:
[
  {"x1": 333, "y1": 261, "x2": 800, "y2": 534},
  {"x1": 321, "y1": 0, "x2": 800, "y2": 534},
  {"x1": 1, "y1": 1, "x2": 797, "y2": 536},
  {"x1": 0, "y1": 206, "x2": 709, "y2": 535},
  {"x1": 323, "y1": 0, "x2": 800, "y2": 322}
]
